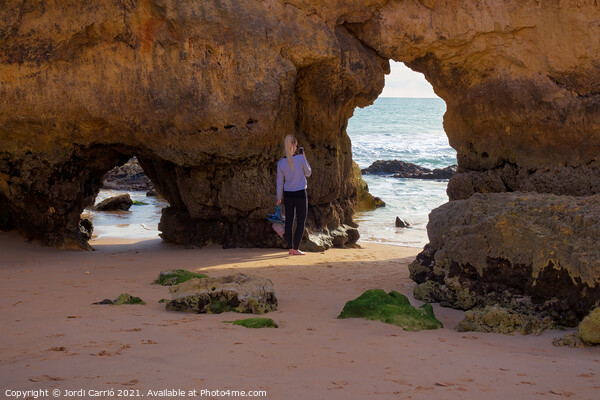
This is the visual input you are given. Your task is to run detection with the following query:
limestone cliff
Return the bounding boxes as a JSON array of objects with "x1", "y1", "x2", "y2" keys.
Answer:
[
  {"x1": 410, "y1": 193, "x2": 600, "y2": 326},
  {"x1": 345, "y1": 0, "x2": 600, "y2": 323},
  {"x1": 0, "y1": 0, "x2": 388, "y2": 248},
  {"x1": 1, "y1": 1, "x2": 600, "y2": 322}
]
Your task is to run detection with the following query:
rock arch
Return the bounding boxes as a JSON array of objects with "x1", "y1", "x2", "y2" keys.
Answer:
[
  {"x1": 0, "y1": 0, "x2": 600, "y2": 322},
  {"x1": 1, "y1": 0, "x2": 599, "y2": 318}
]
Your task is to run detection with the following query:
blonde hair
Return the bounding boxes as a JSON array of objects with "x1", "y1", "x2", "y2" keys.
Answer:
[{"x1": 284, "y1": 135, "x2": 297, "y2": 170}]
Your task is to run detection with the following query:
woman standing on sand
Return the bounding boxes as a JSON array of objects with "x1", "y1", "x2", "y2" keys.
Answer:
[{"x1": 276, "y1": 135, "x2": 312, "y2": 255}]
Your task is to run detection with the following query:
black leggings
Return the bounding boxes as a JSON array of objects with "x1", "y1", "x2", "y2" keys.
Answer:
[{"x1": 283, "y1": 190, "x2": 307, "y2": 250}]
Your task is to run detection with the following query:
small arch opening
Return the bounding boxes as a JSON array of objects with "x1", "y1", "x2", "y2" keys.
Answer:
[{"x1": 81, "y1": 156, "x2": 169, "y2": 245}]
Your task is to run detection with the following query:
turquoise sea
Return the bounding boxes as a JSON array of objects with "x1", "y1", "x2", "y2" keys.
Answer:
[
  {"x1": 349, "y1": 97, "x2": 456, "y2": 247},
  {"x1": 87, "y1": 97, "x2": 455, "y2": 247}
]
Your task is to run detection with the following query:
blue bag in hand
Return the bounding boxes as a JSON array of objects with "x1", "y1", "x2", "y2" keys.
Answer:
[{"x1": 267, "y1": 205, "x2": 285, "y2": 237}]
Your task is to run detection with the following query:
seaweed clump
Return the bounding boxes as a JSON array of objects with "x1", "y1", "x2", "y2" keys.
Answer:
[
  {"x1": 338, "y1": 289, "x2": 442, "y2": 331},
  {"x1": 153, "y1": 269, "x2": 208, "y2": 286},
  {"x1": 93, "y1": 293, "x2": 145, "y2": 305},
  {"x1": 223, "y1": 318, "x2": 279, "y2": 328}
]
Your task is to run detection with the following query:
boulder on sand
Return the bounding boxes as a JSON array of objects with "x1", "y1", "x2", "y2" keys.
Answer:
[
  {"x1": 166, "y1": 273, "x2": 277, "y2": 314},
  {"x1": 92, "y1": 194, "x2": 133, "y2": 211}
]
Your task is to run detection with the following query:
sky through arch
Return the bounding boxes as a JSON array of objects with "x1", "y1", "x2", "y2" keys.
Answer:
[{"x1": 382, "y1": 61, "x2": 439, "y2": 98}]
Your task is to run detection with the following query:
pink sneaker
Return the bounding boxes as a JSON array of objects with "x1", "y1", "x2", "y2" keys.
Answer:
[
  {"x1": 292, "y1": 249, "x2": 305, "y2": 255},
  {"x1": 288, "y1": 249, "x2": 293, "y2": 255}
]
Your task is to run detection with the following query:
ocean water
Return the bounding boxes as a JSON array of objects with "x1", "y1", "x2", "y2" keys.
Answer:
[
  {"x1": 82, "y1": 190, "x2": 168, "y2": 241},
  {"x1": 87, "y1": 97, "x2": 455, "y2": 248},
  {"x1": 348, "y1": 97, "x2": 456, "y2": 247}
]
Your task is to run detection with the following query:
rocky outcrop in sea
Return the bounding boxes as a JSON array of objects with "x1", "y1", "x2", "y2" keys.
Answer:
[
  {"x1": 361, "y1": 160, "x2": 456, "y2": 180},
  {"x1": 102, "y1": 157, "x2": 155, "y2": 193}
]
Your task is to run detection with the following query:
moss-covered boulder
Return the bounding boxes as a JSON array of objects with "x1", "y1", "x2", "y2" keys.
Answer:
[
  {"x1": 92, "y1": 293, "x2": 145, "y2": 305},
  {"x1": 166, "y1": 273, "x2": 277, "y2": 314},
  {"x1": 579, "y1": 307, "x2": 600, "y2": 344},
  {"x1": 114, "y1": 293, "x2": 145, "y2": 305},
  {"x1": 153, "y1": 269, "x2": 208, "y2": 286},
  {"x1": 338, "y1": 289, "x2": 442, "y2": 331},
  {"x1": 457, "y1": 305, "x2": 554, "y2": 335},
  {"x1": 353, "y1": 162, "x2": 378, "y2": 212},
  {"x1": 224, "y1": 318, "x2": 279, "y2": 328}
]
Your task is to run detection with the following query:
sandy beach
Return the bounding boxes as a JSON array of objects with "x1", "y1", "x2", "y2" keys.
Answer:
[{"x1": 0, "y1": 231, "x2": 598, "y2": 400}]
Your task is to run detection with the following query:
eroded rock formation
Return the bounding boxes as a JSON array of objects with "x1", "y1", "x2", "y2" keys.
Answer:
[
  {"x1": 0, "y1": 0, "x2": 388, "y2": 249},
  {"x1": 1, "y1": 1, "x2": 600, "y2": 322},
  {"x1": 345, "y1": 0, "x2": 600, "y2": 324},
  {"x1": 410, "y1": 193, "x2": 600, "y2": 326}
]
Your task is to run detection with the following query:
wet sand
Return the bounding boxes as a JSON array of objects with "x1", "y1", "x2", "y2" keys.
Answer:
[{"x1": 0, "y1": 231, "x2": 598, "y2": 399}]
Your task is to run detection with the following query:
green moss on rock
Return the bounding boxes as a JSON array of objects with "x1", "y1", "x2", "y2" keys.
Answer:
[
  {"x1": 209, "y1": 299, "x2": 236, "y2": 314},
  {"x1": 114, "y1": 293, "x2": 145, "y2": 305},
  {"x1": 337, "y1": 289, "x2": 443, "y2": 331},
  {"x1": 579, "y1": 307, "x2": 600, "y2": 344},
  {"x1": 224, "y1": 318, "x2": 279, "y2": 328},
  {"x1": 153, "y1": 269, "x2": 208, "y2": 286},
  {"x1": 353, "y1": 162, "x2": 378, "y2": 212}
]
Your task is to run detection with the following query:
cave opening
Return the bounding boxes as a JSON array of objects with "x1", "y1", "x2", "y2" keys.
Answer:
[
  {"x1": 82, "y1": 156, "x2": 170, "y2": 245},
  {"x1": 348, "y1": 61, "x2": 456, "y2": 248}
]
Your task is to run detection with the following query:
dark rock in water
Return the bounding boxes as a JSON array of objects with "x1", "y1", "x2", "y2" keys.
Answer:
[
  {"x1": 102, "y1": 157, "x2": 156, "y2": 192},
  {"x1": 397, "y1": 165, "x2": 456, "y2": 180},
  {"x1": 362, "y1": 160, "x2": 425, "y2": 175},
  {"x1": 146, "y1": 190, "x2": 157, "y2": 197},
  {"x1": 78, "y1": 218, "x2": 93, "y2": 241},
  {"x1": 92, "y1": 194, "x2": 133, "y2": 211},
  {"x1": 361, "y1": 159, "x2": 456, "y2": 180},
  {"x1": 410, "y1": 192, "x2": 600, "y2": 326},
  {"x1": 338, "y1": 289, "x2": 443, "y2": 331},
  {"x1": 153, "y1": 269, "x2": 208, "y2": 286},
  {"x1": 395, "y1": 216, "x2": 410, "y2": 228},
  {"x1": 166, "y1": 273, "x2": 277, "y2": 314},
  {"x1": 373, "y1": 197, "x2": 386, "y2": 208},
  {"x1": 456, "y1": 305, "x2": 554, "y2": 335}
]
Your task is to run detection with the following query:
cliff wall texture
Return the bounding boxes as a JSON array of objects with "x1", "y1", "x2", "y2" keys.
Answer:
[
  {"x1": 0, "y1": 0, "x2": 389, "y2": 249},
  {"x1": 1, "y1": 1, "x2": 599, "y2": 318}
]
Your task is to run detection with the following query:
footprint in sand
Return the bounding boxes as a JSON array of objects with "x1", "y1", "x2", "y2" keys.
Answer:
[
  {"x1": 29, "y1": 375, "x2": 64, "y2": 382},
  {"x1": 91, "y1": 344, "x2": 131, "y2": 356},
  {"x1": 577, "y1": 373, "x2": 595, "y2": 378},
  {"x1": 328, "y1": 381, "x2": 349, "y2": 390},
  {"x1": 415, "y1": 386, "x2": 434, "y2": 391},
  {"x1": 122, "y1": 379, "x2": 139, "y2": 386},
  {"x1": 549, "y1": 389, "x2": 575, "y2": 397},
  {"x1": 141, "y1": 340, "x2": 157, "y2": 344}
]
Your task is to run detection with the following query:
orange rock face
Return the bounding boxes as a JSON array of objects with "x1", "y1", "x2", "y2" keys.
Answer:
[
  {"x1": 1, "y1": 0, "x2": 599, "y2": 250},
  {"x1": 349, "y1": 0, "x2": 600, "y2": 198}
]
